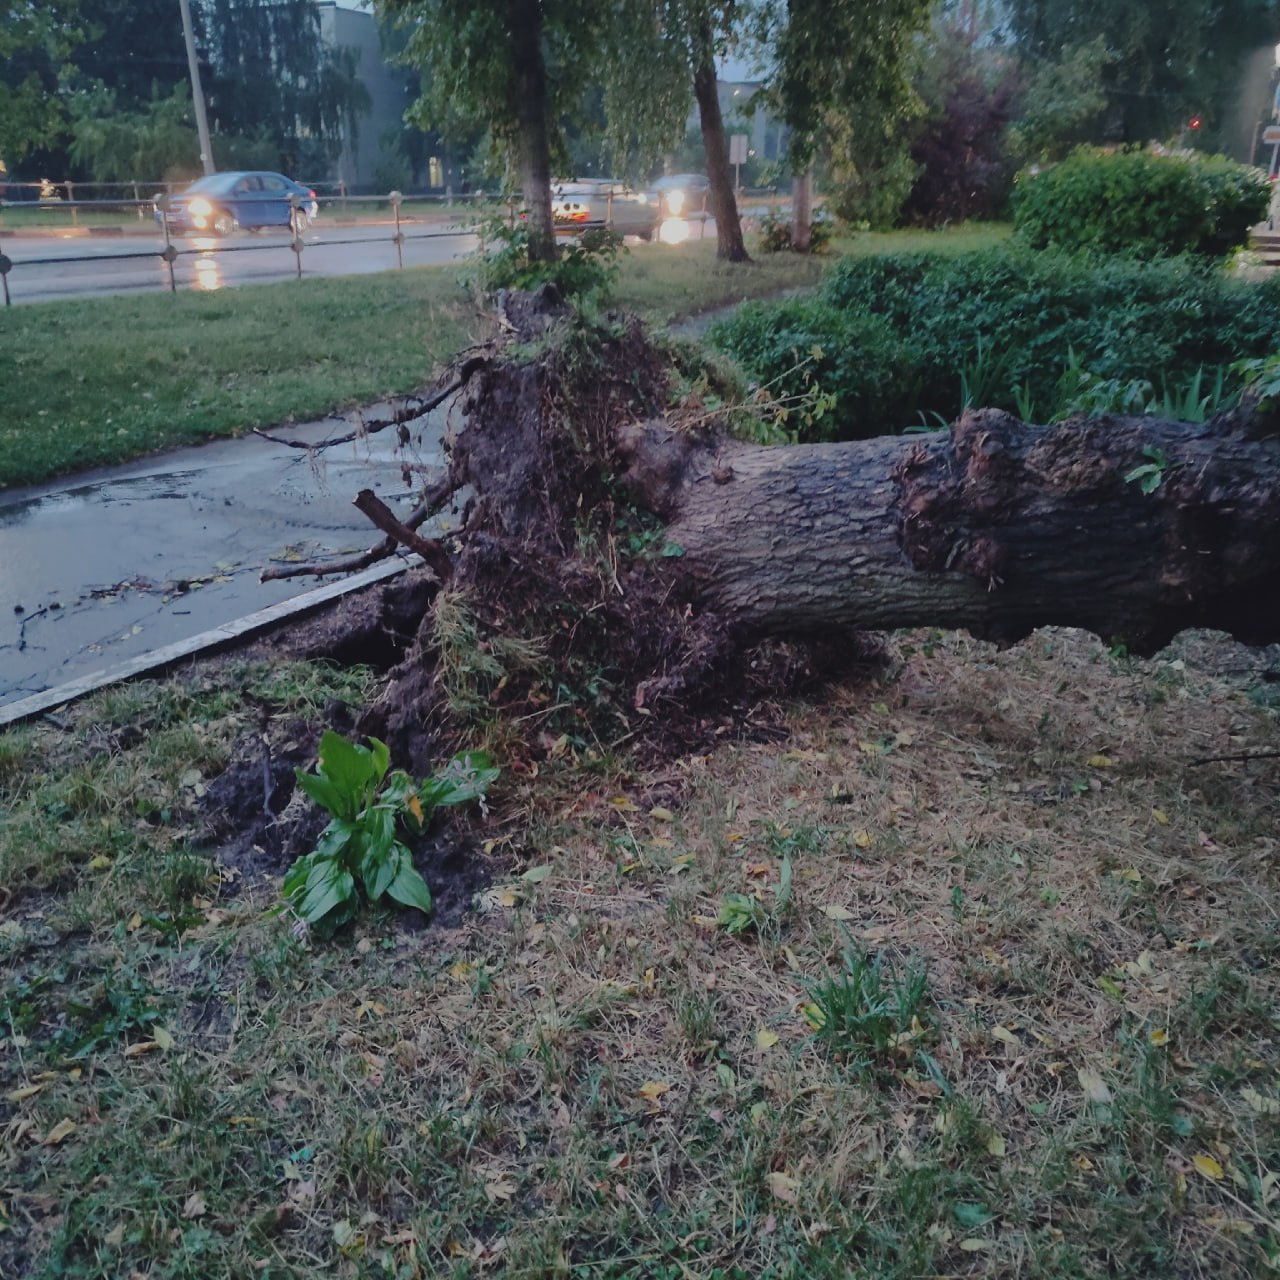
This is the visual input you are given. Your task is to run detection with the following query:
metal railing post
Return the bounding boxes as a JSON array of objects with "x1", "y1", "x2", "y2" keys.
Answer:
[
  {"x1": 290, "y1": 193, "x2": 303, "y2": 279},
  {"x1": 0, "y1": 252, "x2": 11, "y2": 307},
  {"x1": 391, "y1": 191, "x2": 404, "y2": 269},
  {"x1": 157, "y1": 196, "x2": 177, "y2": 293},
  {"x1": 67, "y1": 180, "x2": 77, "y2": 227}
]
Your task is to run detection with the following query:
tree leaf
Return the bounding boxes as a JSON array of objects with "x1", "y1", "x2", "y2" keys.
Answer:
[
  {"x1": 385, "y1": 861, "x2": 433, "y2": 915},
  {"x1": 1193, "y1": 1153, "x2": 1224, "y2": 1181},
  {"x1": 1078, "y1": 1068, "x2": 1112, "y2": 1104}
]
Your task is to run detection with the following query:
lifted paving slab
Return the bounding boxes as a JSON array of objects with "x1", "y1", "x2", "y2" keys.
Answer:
[{"x1": 0, "y1": 405, "x2": 448, "y2": 712}]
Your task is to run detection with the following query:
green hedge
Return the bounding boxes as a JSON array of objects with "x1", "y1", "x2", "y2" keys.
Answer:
[
  {"x1": 1012, "y1": 147, "x2": 1270, "y2": 258},
  {"x1": 708, "y1": 247, "x2": 1280, "y2": 441}
]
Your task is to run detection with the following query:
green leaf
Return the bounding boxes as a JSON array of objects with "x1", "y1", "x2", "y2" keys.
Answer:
[
  {"x1": 954, "y1": 1202, "x2": 993, "y2": 1229},
  {"x1": 418, "y1": 752, "x2": 500, "y2": 810},
  {"x1": 362, "y1": 840, "x2": 405, "y2": 903},
  {"x1": 316, "y1": 730, "x2": 380, "y2": 810},
  {"x1": 294, "y1": 768, "x2": 347, "y2": 819},
  {"x1": 296, "y1": 864, "x2": 356, "y2": 925},
  {"x1": 385, "y1": 860, "x2": 433, "y2": 915}
]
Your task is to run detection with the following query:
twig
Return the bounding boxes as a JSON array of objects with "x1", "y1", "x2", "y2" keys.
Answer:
[
  {"x1": 1187, "y1": 749, "x2": 1280, "y2": 766},
  {"x1": 257, "y1": 474, "x2": 461, "y2": 583},
  {"x1": 251, "y1": 358, "x2": 487, "y2": 452},
  {"x1": 354, "y1": 489, "x2": 453, "y2": 581},
  {"x1": 260, "y1": 536, "x2": 398, "y2": 582}
]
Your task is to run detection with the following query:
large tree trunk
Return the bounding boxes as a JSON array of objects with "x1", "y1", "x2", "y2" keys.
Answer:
[
  {"x1": 350, "y1": 299, "x2": 1280, "y2": 765},
  {"x1": 791, "y1": 165, "x2": 812, "y2": 252},
  {"x1": 692, "y1": 23, "x2": 750, "y2": 264},
  {"x1": 615, "y1": 407, "x2": 1280, "y2": 652},
  {"x1": 509, "y1": 0, "x2": 556, "y2": 264}
]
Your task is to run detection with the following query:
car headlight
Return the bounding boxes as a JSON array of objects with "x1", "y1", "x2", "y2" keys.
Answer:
[
  {"x1": 666, "y1": 190, "x2": 685, "y2": 215},
  {"x1": 187, "y1": 197, "x2": 212, "y2": 217}
]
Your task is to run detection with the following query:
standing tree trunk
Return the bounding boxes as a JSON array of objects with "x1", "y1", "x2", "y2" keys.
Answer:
[
  {"x1": 692, "y1": 22, "x2": 750, "y2": 263},
  {"x1": 791, "y1": 165, "x2": 812, "y2": 252},
  {"x1": 509, "y1": 0, "x2": 557, "y2": 263}
]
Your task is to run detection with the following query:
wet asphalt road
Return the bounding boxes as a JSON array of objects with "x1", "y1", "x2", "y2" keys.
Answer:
[
  {"x1": 0, "y1": 408, "x2": 449, "y2": 708},
  {"x1": 0, "y1": 222, "x2": 478, "y2": 304}
]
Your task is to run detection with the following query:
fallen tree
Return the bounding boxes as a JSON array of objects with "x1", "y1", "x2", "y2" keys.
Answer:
[{"x1": 286, "y1": 289, "x2": 1280, "y2": 763}]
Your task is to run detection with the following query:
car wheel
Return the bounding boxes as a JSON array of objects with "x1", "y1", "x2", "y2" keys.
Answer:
[{"x1": 212, "y1": 211, "x2": 235, "y2": 236}]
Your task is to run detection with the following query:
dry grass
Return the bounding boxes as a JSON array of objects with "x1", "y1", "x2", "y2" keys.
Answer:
[{"x1": 1, "y1": 627, "x2": 1278, "y2": 1278}]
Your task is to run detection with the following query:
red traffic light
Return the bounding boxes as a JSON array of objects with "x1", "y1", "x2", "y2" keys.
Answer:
[{"x1": 1189, "y1": 115, "x2": 1202, "y2": 130}]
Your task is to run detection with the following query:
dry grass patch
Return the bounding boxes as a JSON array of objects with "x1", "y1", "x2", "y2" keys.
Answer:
[{"x1": 1, "y1": 628, "x2": 1277, "y2": 1278}]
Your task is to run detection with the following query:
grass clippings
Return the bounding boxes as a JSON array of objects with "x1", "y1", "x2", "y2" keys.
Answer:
[{"x1": 1, "y1": 623, "x2": 1277, "y2": 1277}]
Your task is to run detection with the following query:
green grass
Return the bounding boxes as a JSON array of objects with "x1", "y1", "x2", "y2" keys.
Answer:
[
  {"x1": 0, "y1": 225, "x2": 1011, "y2": 490},
  {"x1": 2, "y1": 626, "x2": 1278, "y2": 1278}
]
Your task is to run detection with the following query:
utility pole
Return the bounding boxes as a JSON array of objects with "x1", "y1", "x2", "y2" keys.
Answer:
[{"x1": 178, "y1": 0, "x2": 215, "y2": 175}]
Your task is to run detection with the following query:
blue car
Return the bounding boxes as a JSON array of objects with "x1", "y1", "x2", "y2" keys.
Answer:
[{"x1": 156, "y1": 171, "x2": 318, "y2": 236}]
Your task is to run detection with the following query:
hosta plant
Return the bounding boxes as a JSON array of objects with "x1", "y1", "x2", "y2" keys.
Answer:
[{"x1": 282, "y1": 731, "x2": 498, "y2": 932}]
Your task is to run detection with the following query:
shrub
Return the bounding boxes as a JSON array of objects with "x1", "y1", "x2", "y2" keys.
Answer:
[
  {"x1": 709, "y1": 246, "x2": 1280, "y2": 442},
  {"x1": 755, "y1": 206, "x2": 838, "y2": 254},
  {"x1": 282, "y1": 732, "x2": 498, "y2": 933},
  {"x1": 1012, "y1": 146, "x2": 1270, "y2": 258},
  {"x1": 466, "y1": 216, "x2": 623, "y2": 299}
]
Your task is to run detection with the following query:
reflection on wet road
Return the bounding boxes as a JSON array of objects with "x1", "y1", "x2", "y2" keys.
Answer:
[
  {"x1": 0, "y1": 224, "x2": 479, "y2": 303},
  {"x1": 0, "y1": 407, "x2": 450, "y2": 706}
]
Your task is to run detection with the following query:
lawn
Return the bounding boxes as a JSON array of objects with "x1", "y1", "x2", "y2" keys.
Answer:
[
  {"x1": 1, "y1": 628, "x2": 1277, "y2": 1277},
  {"x1": 7, "y1": 215, "x2": 1273, "y2": 1279},
  {"x1": 0, "y1": 225, "x2": 1010, "y2": 490}
]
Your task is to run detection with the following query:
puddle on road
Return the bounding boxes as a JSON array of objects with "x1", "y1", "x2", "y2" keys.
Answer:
[{"x1": 0, "y1": 471, "x2": 202, "y2": 527}]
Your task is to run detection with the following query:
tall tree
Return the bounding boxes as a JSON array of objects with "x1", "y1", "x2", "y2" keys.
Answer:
[
  {"x1": 375, "y1": 0, "x2": 621, "y2": 264},
  {"x1": 764, "y1": 0, "x2": 933, "y2": 238},
  {"x1": 0, "y1": 0, "x2": 84, "y2": 167},
  {"x1": 198, "y1": 0, "x2": 369, "y2": 178},
  {"x1": 1004, "y1": 0, "x2": 1280, "y2": 146}
]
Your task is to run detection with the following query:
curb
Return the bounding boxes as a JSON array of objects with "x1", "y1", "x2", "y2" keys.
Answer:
[{"x1": 0, "y1": 553, "x2": 420, "y2": 728}]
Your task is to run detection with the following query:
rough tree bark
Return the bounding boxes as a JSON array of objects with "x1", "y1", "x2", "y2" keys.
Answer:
[
  {"x1": 791, "y1": 166, "x2": 812, "y2": 253},
  {"x1": 692, "y1": 20, "x2": 750, "y2": 264},
  {"x1": 346, "y1": 296, "x2": 1280, "y2": 764},
  {"x1": 614, "y1": 407, "x2": 1280, "y2": 652},
  {"x1": 509, "y1": 0, "x2": 557, "y2": 263}
]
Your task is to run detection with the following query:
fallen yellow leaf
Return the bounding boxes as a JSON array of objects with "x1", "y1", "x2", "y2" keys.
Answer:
[
  {"x1": 1152, "y1": 808, "x2": 1170, "y2": 825},
  {"x1": 852, "y1": 830, "x2": 872, "y2": 849},
  {"x1": 1087, "y1": 754, "x2": 1114, "y2": 768},
  {"x1": 649, "y1": 806, "x2": 675, "y2": 822},
  {"x1": 89, "y1": 856, "x2": 112, "y2": 872},
  {"x1": 756, "y1": 1028, "x2": 780, "y2": 1051},
  {"x1": 767, "y1": 1171, "x2": 800, "y2": 1203},
  {"x1": 123, "y1": 1041, "x2": 159, "y2": 1057},
  {"x1": 1240, "y1": 1087, "x2": 1280, "y2": 1116},
  {"x1": 637, "y1": 1080, "x2": 671, "y2": 1102},
  {"x1": 182, "y1": 1191, "x2": 207, "y2": 1219},
  {"x1": 822, "y1": 904, "x2": 854, "y2": 921},
  {"x1": 1078, "y1": 1068, "x2": 1112, "y2": 1104},
  {"x1": 43, "y1": 1118, "x2": 76, "y2": 1145},
  {"x1": 991, "y1": 1025, "x2": 1019, "y2": 1047},
  {"x1": 986, "y1": 1132, "x2": 1007, "y2": 1157},
  {"x1": 1193, "y1": 1154, "x2": 1225, "y2": 1181},
  {"x1": 6, "y1": 1084, "x2": 46, "y2": 1103}
]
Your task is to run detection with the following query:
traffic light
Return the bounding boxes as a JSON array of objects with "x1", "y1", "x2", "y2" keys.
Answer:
[{"x1": 1189, "y1": 114, "x2": 1203, "y2": 130}]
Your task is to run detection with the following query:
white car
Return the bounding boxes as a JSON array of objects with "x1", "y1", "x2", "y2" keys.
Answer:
[{"x1": 552, "y1": 180, "x2": 660, "y2": 240}]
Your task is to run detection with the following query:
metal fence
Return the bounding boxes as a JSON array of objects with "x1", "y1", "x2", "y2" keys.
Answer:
[{"x1": 0, "y1": 186, "x2": 784, "y2": 306}]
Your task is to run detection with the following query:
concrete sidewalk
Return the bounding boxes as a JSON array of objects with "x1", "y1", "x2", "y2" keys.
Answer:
[{"x1": 0, "y1": 404, "x2": 448, "y2": 711}]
